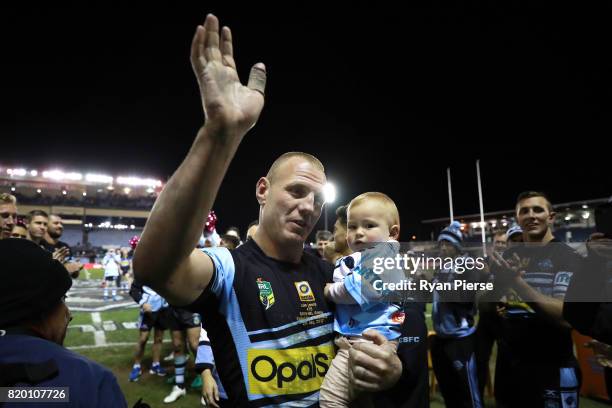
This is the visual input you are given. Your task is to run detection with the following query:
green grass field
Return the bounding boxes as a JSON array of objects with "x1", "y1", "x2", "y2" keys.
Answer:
[{"x1": 64, "y1": 305, "x2": 610, "y2": 407}]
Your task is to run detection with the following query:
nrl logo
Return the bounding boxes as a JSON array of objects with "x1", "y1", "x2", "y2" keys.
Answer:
[{"x1": 257, "y1": 278, "x2": 275, "y2": 310}]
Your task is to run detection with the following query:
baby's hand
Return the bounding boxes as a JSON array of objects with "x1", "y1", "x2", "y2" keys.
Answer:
[{"x1": 324, "y1": 283, "x2": 333, "y2": 300}]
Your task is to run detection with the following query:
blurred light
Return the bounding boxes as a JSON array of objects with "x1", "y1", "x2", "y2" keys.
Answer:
[
  {"x1": 30, "y1": 170, "x2": 38, "y2": 177},
  {"x1": 6, "y1": 169, "x2": 11, "y2": 175},
  {"x1": 460, "y1": 224, "x2": 466, "y2": 231},
  {"x1": 323, "y1": 182, "x2": 336, "y2": 203},
  {"x1": 582, "y1": 204, "x2": 588, "y2": 209},
  {"x1": 117, "y1": 176, "x2": 162, "y2": 188},
  {"x1": 86, "y1": 173, "x2": 113, "y2": 184},
  {"x1": 123, "y1": 187, "x2": 131, "y2": 195},
  {"x1": 411, "y1": 235, "x2": 416, "y2": 240},
  {"x1": 582, "y1": 212, "x2": 590, "y2": 219},
  {"x1": 62, "y1": 190, "x2": 67, "y2": 195},
  {"x1": 130, "y1": 225, "x2": 135, "y2": 230},
  {"x1": 502, "y1": 221, "x2": 508, "y2": 227},
  {"x1": 10, "y1": 187, "x2": 16, "y2": 192},
  {"x1": 146, "y1": 187, "x2": 154, "y2": 194},
  {"x1": 564, "y1": 215, "x2": 572, "y2": 221},
  {"x1": 82, "y1": 192, "x2": 87, "y2": 197},
  {"x1": 106, "y1": 185, "x2": 114, "y2": 191},
  {"x1": 36, "y1": 189, "x2": 42, "y2": 194},
  {"x1": 11, "y1": 168, "x2": 26, "y2": 177},
  {"x1": 42, "y1": 170, "x2": 82, "y2": 181}
]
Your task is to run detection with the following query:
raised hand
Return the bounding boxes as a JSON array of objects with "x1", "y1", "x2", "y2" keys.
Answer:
[{"x1": 191, "y1": 14, "x2": 266, "y2": 137}]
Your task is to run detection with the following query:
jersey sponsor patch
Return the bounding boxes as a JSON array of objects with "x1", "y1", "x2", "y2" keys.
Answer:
[
  {"x1": 294, "y1": 281, "x2": 315, "y2": 302},
  {"x1": 247, "y1": 345, "x2": 334, "y2": 395},
  {"x1": 390, "y1": 311, "x2": 405, "y2": 324},
  {"x1": 257, "y1": 278, "x2": 275, "y2": 310},
  {"x1": 554, "y1": 271, "x2": 572, "y2": 286}
]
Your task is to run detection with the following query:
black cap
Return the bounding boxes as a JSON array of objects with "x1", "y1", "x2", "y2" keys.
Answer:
[{"x1": 0, "y1": 239, "x2": 72, "y2": 328}]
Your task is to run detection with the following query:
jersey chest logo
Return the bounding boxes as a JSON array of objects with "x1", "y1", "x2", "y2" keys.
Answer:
[
  {"x1": 257, "y1": 278, "x2": 275, "y2": 310},
  {"x1": 294, "y1": 281, "x2": 315, "y2": 302}
]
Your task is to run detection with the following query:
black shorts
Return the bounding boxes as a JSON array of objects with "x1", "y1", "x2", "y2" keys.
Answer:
[
  {"x1": 138, "y1": 308, "x2": 171, "y2": 331},
  {"x1": 494, "y1": 345, "x2": 581, "y2": 408},
  {"x1": 166, "y1": 307, "x2": 201, "y2": 330},
  {"x1": 104, "y1": 276, "x2": 117, "y2": 282}
]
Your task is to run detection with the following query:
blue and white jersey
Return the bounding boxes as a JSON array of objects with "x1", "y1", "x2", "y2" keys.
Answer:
[
  {"x1": 186, "y1": 239, "x2": 335, "y2": 407},
  {"x1": 139, "y1": 286, "x2": 168, "y2": 312},
  {"x1": 194, "y1": 328, "x2": 227, "y2": 400},
  {"x1": 333, "y1": 248, "x2": 403, "y2": 340},
  {"x1": 432, "y1": 255, "x2": 478, "y2": 338}
]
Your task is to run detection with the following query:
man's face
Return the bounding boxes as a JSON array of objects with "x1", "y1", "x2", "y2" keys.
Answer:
[
  {"x1": 47, "y1": 300, "x2": 71, "y2": 346},
  {"x1": 439, "y1": 240, "x2": 459, "y2": 258},
  {"x1": 346, "y1": 200, "x2": 393, "y2": 252},
  {"x1": 11, "y1": 225, "x2": 28, "y2": 239},
  {"x1": 316, "y1": 238, "x2": 330, "y2": 257},
  {"x1": 516, "y1": 197, "x2": 554, "y2": 241},
  {"x1": 493, "y1": 233, "x2": 507, "y2": 252},
  {"x1": 28, "y1": 215, "x2": 48, "y2": 240},
  {"x1": 47, "y1": 215, "x2": 64, "y2": 239},
  {"x1": 259, "y1": 158, "x2": 326, "y2": 246},
  {"x1": 507, "y1": 233, "x2": 524, "y2": 247},
  {"x1": 0, "y1": 203, "x2": 17, "y2": 239},
  {"x1": 333, "y1": 219, "x2": 348, "y2": 253}
]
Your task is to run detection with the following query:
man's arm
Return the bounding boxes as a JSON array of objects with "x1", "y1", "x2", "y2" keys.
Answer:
[
  {"x1": 513, "y1": 278, "x2": 570, "y2": 328},
  {"x1": 491, "y1": 252, "x2": 570, "y2": 328},
  {"x1": 133, "y1": 14, "x2": 266, "y2": 306}
]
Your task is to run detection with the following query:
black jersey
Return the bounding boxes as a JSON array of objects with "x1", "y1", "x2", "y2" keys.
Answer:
[{"x1": 187, "y1": 239, "x2": 335, "y2": 407}]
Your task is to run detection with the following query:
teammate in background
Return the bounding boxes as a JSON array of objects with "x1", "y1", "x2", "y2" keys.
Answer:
[
  {"x1": 491, "y1": 191, "x2": 582, "y2": 407},
  {"x1": 129, "y1": 286, "x2": 169, "y2": 381},
  {"x1": 195, "y1": 327, "x2": 227, "y2": 407},
  {"x1": 430, "y1": 221, "x2": 482, "y2": 408},
  {"x1": 102, "y1": 248, "x2": 121, "y2": 301},
  {"x1": 119, "y1": 248, "x2": 132, "y2": 292}
]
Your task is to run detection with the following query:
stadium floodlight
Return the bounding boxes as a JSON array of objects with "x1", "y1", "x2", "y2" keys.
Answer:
[
  {"x1": 123, "y1": 187, "x2": 131, "y2": 195},
  {"x1": 116, "y1": 176, "x2": 162, "y2": 188},
  {"x1": 11, "y1": 168, "x2": 27, "y2": 177},
  {"x1": 323, "y1": 182, "x2": 336, "y2": 204},
  {"x1": 42, "y1": 170, "x2": 82, "y2": 181},
  {"x1": 86, "y1": 173, "x2": 114, "y2": 184},
  {"x1": 30, "y1": 170, "x2": 38, "y2": 177}
]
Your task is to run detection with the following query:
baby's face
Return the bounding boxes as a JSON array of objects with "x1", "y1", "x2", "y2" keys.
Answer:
[{"x1": 346, "y1": 200, "x2": 392, "y2": 252}]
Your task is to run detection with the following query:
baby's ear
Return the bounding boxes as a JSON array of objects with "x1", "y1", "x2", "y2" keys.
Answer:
[{"x1": 389, "y1": 225, "x2": 400, "y2": 240}]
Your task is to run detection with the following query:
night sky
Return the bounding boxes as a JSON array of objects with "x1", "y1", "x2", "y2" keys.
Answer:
[{"x1": 2, "y1": 3, "x2": 610, "y2": 238}]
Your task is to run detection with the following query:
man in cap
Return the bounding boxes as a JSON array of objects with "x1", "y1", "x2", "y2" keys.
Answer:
[{"x1": 0, "y1": 239, "x2": 127, "y2": 407}]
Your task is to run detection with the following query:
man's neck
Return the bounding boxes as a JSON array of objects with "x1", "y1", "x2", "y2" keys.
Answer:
[
  {"x1": 253, "y1": 231, "x2": 303, "y2": 263},
  {"x1": 44, "y1": 234, "x2": 57, "y2": 245}
]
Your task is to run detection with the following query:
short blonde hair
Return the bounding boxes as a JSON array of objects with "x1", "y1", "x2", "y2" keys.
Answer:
[
  {"x1": 348, "y1": 192, "x2": 400, "y2": 227},
  {"x1": 0, "y1": 193, "x2": 16, "y2": 205},
  {"x1": 266, "y1": 152, "x2": 325, "y2": 184}
]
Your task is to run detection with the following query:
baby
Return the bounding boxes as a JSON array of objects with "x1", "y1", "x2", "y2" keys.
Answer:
[{"x1": 320, "y1": 192, "x2": 404, "y2": 407}]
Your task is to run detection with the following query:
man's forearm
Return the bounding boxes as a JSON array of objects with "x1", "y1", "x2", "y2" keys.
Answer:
[
  {"x1": 514, "y1": 279, "x2": 570, "y2": 328},
  {"x1": 134, "y1": 124, "x2": 243, "y2": 287}
]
